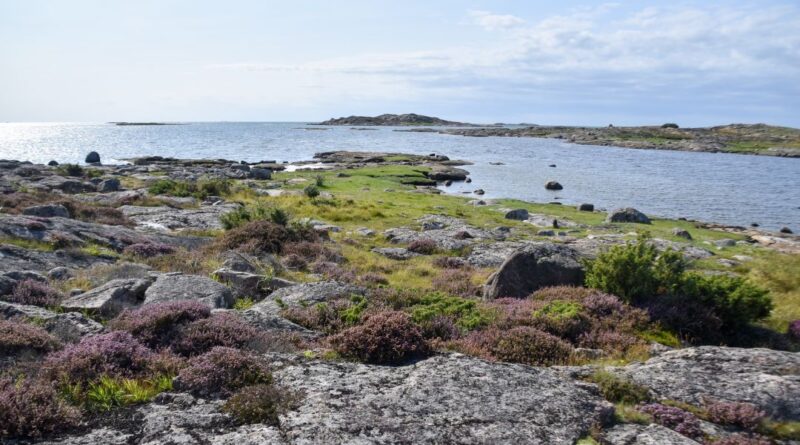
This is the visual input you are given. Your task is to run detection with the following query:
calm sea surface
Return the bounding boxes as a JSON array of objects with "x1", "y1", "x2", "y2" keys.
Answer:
[{"x1": 1, "y1": 122, "x2": 798, "y2": 232}]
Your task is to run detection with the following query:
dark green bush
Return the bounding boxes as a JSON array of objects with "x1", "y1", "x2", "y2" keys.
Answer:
[
  {"x1": 216, "y1": 220, "x2": 319, "y2": 255},
  {"x1": 56, "y1": 164, "x2": 84, "y2": 177},
  {"x1": 661, "y1": 123, "x2": 679, "y2": 129},
  {"x1": 682, "y1": 273, "x2": 772, "y2": 331},
  {"x1": 588, "y1": 370, "x2": 651, "y2": 404},
  {"x1": 220, "y1": 203, "x2": 290, "y2": 230},
  {"x1": 303, "y1": 184, "x2": 320, "y2": 198},
  {"x1": 585, "y1": 237, "x2": 685, "y2": 303}
]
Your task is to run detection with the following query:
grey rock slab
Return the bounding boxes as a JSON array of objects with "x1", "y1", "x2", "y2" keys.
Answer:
[
  {"x1": 119, "y1": 203, "x2": 241, "y2": 231},
  {"x1": 143, "y1": 273, "x2": 234, "y2": 309},
  {"x1": 35, "y1": 427, "x2": 133, "y2": 445},
  {"x1": 275, "y1": 353, "x2": 613, "y2": 444},
  {"x1": 371, "y1": 247, "x2": 421, "y2": 260},
  {"x1": 22, "y1": 204, "x2": 70, "y2": 218},
  {"x1": 62, "y1": 278, "x2": 153, "y2": 318},
  {"x1": 0, "y1": 301, "x2": 104, "y2": 343},
  {"x1": 603, "y1": 423, "x2": 701, "y2": 445},
  {"x1": 0, "y1": 243, "x2": 114, "y2": 274},
  {"x1": 483, "y1": 243, "x2": 585, "y2": 299},
  {"x1": 247, "y1": 281, "x2": 365, "y2": 319},
  {"x1": 616, "y1": 346, "x2": 800, "y2": 420}
]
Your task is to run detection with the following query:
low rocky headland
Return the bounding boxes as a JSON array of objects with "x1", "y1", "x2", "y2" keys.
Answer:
[
  {"x1": 1, "y1": 152, "x2": 799, "y2": 444},
  {"x1": 314, "y1": 113, "x2": 476, "y2": 127},
  {"x1": 441, "y1": 123, "x2": 800, "y2": 157}
]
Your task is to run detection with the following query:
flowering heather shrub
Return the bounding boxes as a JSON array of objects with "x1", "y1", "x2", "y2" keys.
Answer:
[
  {"x1": 457, "y1": 326, "x2": 573, "y2": 366},
  {"x1": 222, "y1": 384, "x2": 299, "y2": 425},
  {"x1": 709, "y1": 434, "x2": 772, "y2": 445},
  {"x1": 359, "y1": 272, "x2": 388, "y2": 286},
  {"x1": 578, "y1": 329, "x2": 644, "y2": 353},
  {"x1": 176, "y1": 347, "x2": 272, "y2": 397},
  {"x1": 432, "y1": 256, "x2": 466, "y2": 269},
  {"x1": 407, "y1": 238, "x2": 438, "y2": 255},
  {"x1": 705, "y1": 401, "x2": 766, "y2": 430},
  {"x1": 532, "y1": 286, "x2": 596, "y2": 303},
  {"x1": 418, "y1": 315, "x2": 461, "y2": 341},
  {"x1": 283, "y1": 301, "x2": 347, "y2": 334},
  {"x1": 123, "y1": 242, "x2": 177, "y2": 258},
  {"x1": 788, "y1": 320, "x2": 800, "y2": 342},
  {"x1": 0, "y1": 377, "x2": 81, "y2": 439},
  {"x1": 56, "y1": 200, "x2": 133, "y2": 226},
  {"x1": 217, "y1": 220, "x2": 318, "y2": 255},
  {"x1": 489, "y1": 298, "x2": 543, "y2": 328},
  {"x1": 0, "y1": 318, "x2": 62, "y2": 354},
  {"x1": 6, "y1": 279, "x2": 64, "y2": 307},
  {"x1": 330, "y1": 311, "x2": 430, "y2": 365},
  {"x1": 431, "y1": 268, "x2": 480, "y2": 298},
  {"x1": 637, "y1": 403, "x2": 704, "y2": 440},
  {"x1": 110, "y1": 301, "x2": 211, "y2": 349},
  {"x1": 43, "y1": 331, "x2": 156, "y2": 385},
  {"x1": 173, "y1": 312, "x2": 265, "y2": 356},
  {"x1": 311, "y1": 261, "x2": 358, "y2": 283},
  {"x1": 282, "y1": 253, "x2": 308, "y2": 270},
  {"x1": 283, "y1": 241, "x2": 343, "y2": 263}
]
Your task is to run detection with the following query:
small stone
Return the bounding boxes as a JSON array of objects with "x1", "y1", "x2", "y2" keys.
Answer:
[
  {"x1": 97, "y1": 178, "x2": 120, "y2": 192},
  {"x1": 444, "y1": 180, "x2": 453, "y2": 186},
  {"x1": 607, "y1": 208, "x2": 651, "y2": 224},
  {"x1": 474, "y1": 189, "x2": 485, "y2": 195},
  {"x1": 672, "y1": 228, "x2": 692, "y2": 240},
  {"x1": 85, "y1": 151, "x2": 101, "y2": 164},
  {"x1": 577, "y1": 203, "x2": 594, "y2": 212},
  {"x1": 537, "y1": 230, "x2": 555, "y2": 236},
  {"x1": 465, "y1": 177, "x2": 472, "y2": 183},
  {"x1": 47, "y1": 267, "x2": 71, "y2": 280},
  {"x1": 545, "y1": 181, "x2": 563, "y2": 190},
  {"x1": 47, "y1": 160, "x2": 59, "y2": 166},
  {"x1": 249, "y1": 167, "x2": 272, "y2": 180},
  {"x1": 780, "y1": 227, "x2": 793, "y2": 234},
  {"x1": 504, "y1": 209, "x2": 529, "y2": 221},
  {"x1": 714, "y1": 239, "x2": 736, "y2": 248}
]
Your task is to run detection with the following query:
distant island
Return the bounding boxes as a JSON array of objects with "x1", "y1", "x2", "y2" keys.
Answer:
[
  {"x1": 314, "y1": 113, "x2": 476, "y2": 127},
  {"x1": 441, "y1": 123, "x2": 800, "y2": 157},
  {"x1": 109, "y1": 122, "x2": 182, "y2": 126}
]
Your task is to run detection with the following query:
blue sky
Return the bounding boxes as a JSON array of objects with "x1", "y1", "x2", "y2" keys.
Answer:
[{"x1": 1, "y1": 0, "x2": 798, "y2": 126}]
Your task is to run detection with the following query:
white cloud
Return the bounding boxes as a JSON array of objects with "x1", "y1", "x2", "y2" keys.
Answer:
[
  {"x1": 207, "y1": 4, "x2": 800, "y2": 119},
  {"x1": 468, "y1": 10, "x2": 525, "y2": 31}
]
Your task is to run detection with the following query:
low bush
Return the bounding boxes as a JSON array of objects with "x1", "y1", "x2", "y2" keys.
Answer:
[
  {"x1": 56, "y1": 200, "x2": 132, "y2": 226},
  {"x1": 5, "y1": 279, "x2": 64, "y2": 307},
  {"x1": 0, "y1": 377, "x2": 81, "y2": 439},
  {"x1": 222, "y1": 384, "x2": 299, "y2": 425},
  {"x1": 705, "y1": 401, "x2": 766, "y2": 430},
  {"x1": 431, "y1": 268, "x2": 480, "y2": 298},
  {"x1": 461, "y1": 326, "x2": 573, "y2": 366},
  {"x1": 216, "y1": 220, "x2": 318, "y2": 255},
  {"x1": 585, "y1": 237, "x2": 685, "y2": 303},
  {"x1": 789, "y1": 320, "x2": 800, "y2": 341},
  {"x1": 682, "y1": 273, "x2": 772, "y2": 331},
  {"x1": 409, "y1": 292, "x2": 489, "y2": 330},
  {"x1": 220, "y1": 204, "x2": 290, "y2": 230},
  {"x1": 661, "y1": 123, "x2": 680, "y2": 129},
  {"x1": 303, "y1": 184, "x2": 320, "y2": 198},
  {"x1": 432, "y1": 256, "x2": 466, "y2": 269},
  {"x1": 643, "y1": 293, "x2": 724, "y2": 344},
  {"x1": 148, "y1": 178, "x2": 231, "y2": 200},
  {"x1": 110, "y1": 301, "x2": 211, "y2": 349},
  {"x1": 283, "y1": 241, "x2": 343, "y2": 263},
  {"x1": 637, "y1": 403, "x2": 703, "y2": 440},
  {"x1": 407, "y1": 238, "x2": 438, "y2": 255},
  {"x1": 330, "y1": 311, "x2": 429, "y2": 365},
  {"x1": 123, "y1": 242, "x2": 177, "y2": 258},
  {"x1": 43, "y1": 331, "x2": 156, "y2": 385},
  {"x1": 588, "y1": 370, "x2": 650, "y2": 404},
  {"x1": 173, "y1": 312, "x2": 265, "y2": 356},
  {"x1": 176, "y1": 347, "x2": 272, "y2": 397},
  {"x1": 710, "y1": 434, "x2": 772, "y2": 445},
  {"x1": 0, "y1": 318, "x2": 62, "y2": 354},
  {"x1": 56, "y1": 163, "x2": 84, "y2": 177},
  {"x1": 418, "y1": 315, "x2": 461, "y2": 341}
]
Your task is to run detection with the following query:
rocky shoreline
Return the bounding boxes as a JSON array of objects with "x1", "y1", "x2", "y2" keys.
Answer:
[
  {"x1": 1, "y1": 152, "x2": 799, "y2": 444},
  {"x1": 440, "y1": 123, "x2": 800, "y2": 157}
]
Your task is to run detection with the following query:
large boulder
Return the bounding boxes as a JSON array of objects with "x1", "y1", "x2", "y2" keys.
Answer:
[
  {"x1": 607, "y1": 208, "x2": 651, "y2": 224},
  {"x1": 143, "y1": 273, "x2": 234, "y2": 309},
  {"x1": 85, "y1": 151, "x2": 101, "y2": 164},
  {"x1": 97, "y1": 178, "x2": 121, "y2": 192},
  {"x1": 483, "y1": 244, "x2": 585, "y2": 299},
  {"x1": 22, "y1": 204, "x2": 70, "y2": 218},
  {"x1": 505, "y1": 209, "x2": 529, "y2": 221},
  {"x1": 616, "y1": 346, "x2": 800, "y2": 420},
  {"x1": 249, "y1": 281, "x2": 366, "y2": 318},
  {"x1": 545, "y1": 181, "x2": 563, "y2": 190},
  {"x1": 61, "y1": 278, "x2": 153, "y2": 318}
]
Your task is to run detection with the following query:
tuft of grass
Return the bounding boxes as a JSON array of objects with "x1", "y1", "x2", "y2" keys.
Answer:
[
  {"x1": 587, "y1": 370, "x2": 651, "y2": 405},
  {"x1": 233, "y1": 297, "x2": 256, "y2": 311}
]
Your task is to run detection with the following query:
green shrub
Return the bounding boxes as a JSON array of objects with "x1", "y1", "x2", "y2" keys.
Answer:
[
  {"x1": 409, "y1": 292, "x2": 489, "y2": 330},
  {"x1": 585, "y1": 236, "x2": 685, "y2": 303},
  {"x1": 315, "y1": 175, "x2": 325, "y2": 187},
  {"x1": 303, "y1": 184, "x2": 320, "y2": 198},
  {"x1": 56, "y1": 164, "x2": 84, "y2": 177},
  {"x1": 220, "y1": 204, "x2": 290, "y2": 230},
  {"x1": 534, "y1": 300, "x2": 584, "y2": 320},
  {"x1": 588, "y1": 370, "x2": 651, "y2": 404},
  {"x1": 683, "y1": 273, "x2": 772, "y2": 330}
]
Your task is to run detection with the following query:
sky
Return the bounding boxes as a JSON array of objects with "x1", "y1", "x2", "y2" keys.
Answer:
[{"x1": 1, "y1": 0, "x2": 799, "y2": 126}]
